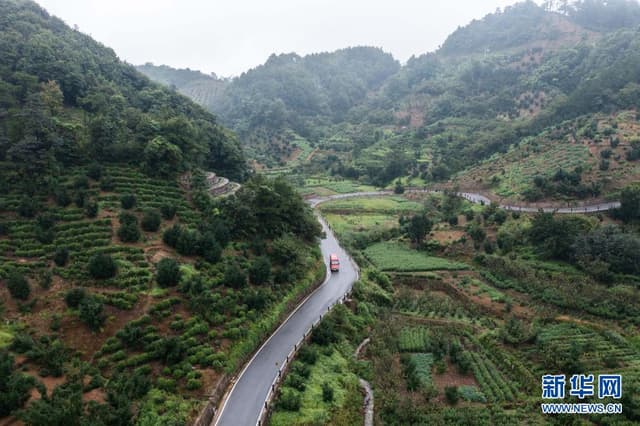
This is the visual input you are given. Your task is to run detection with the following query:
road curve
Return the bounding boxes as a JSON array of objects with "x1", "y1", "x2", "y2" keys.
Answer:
[
  {"x1": 213, "y1": 189, "x2": 619, "y2": 426},
  {"x1": 214, "y1": 215, "x2": 358, "y2": 426},
  {"x1": 310, "y1": 189, "x2": 620, "y2": 214}
]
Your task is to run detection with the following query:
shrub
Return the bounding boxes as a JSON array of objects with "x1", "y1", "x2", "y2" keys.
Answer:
[
  {"x1": 87, "y1": 163, "x2": 102, "y2": 180},
  {"x1": 17, "y1": 197, "x2": 38, "y2": 218},
  {"x1": 74, "y1": 190, "x2": 87, "y2": 208},
  {"x1": 311, "y1": 320, "x2": 337, "y2": 346},
  {"x1": 162, "y1": 224, "x2": 183, "y2": 248},
  {"x1": 321, "y1": 382, "x2": 334, "y2": 402},
  {"x1": 53, "y1": 247, "x2": 69, "y2": 267},
  {"x1": 160, "y1": 203, "x2": 178, "y2": 220},
  {"x1": 54, "y1": 188, "x2": 71, "y2": 207},
  {"x1": 65, "y1": 288, "x2": 86, "y2": 308},
  {"x1": 277, "y1": 389, "x2": 301, "y2": 411},
  {"x1": 79, "y1": 296, "x2": 105, "y2": 331},
  {"x1": 445, "y1": 386, "x2": 459, "y2": 405},
  {"x1": 36, "y1": 213, "x2": 56, "y2": 230},
  {"x1": 249, "y1": 256, "x2": 271, "y2": 285},
  {"x1": 285, "y1": 373, "x2": 306, "y2": 391},
  {"x1": 88, "y1": 254, "x2": 117, "y2": 279},
  {"x1": 84, "y1": 199, "x2": 99, "y2": 218},
  {"x1": 7, "y1": 272, "x2": 30, "y2": 300},
  {"x1": 100, "y1": 176, "x2": 115, "y2": 192},
  {"x1": 35, "y1": 227, "x2": 55, "y2": 244},
  {"x1": 199, "y1": 233, "x2": 222, "y2": 263},
  {"x1": 224, "y1": 263, "x2": 247, "y2": 289},
  {"x1": 156, "y1": 258, "x2": 181, "y2": 288},
  {"x1": 120, "y1": 194, "x2": 137, "y2": 210},
  {"x1": 176, "y1": 228, "x2": 200, "y2": 256},
  {"x1": 297, "y1": 345, "x2": 318, "y2": 365},
  {"x1": 73, "y1": 176, "x2": 90, "y2": 190},
  {"x1": 118, "y1": 222, "x2": 141, "y2": 243},
  {"x1": 141, "y1": 209, "x2": 162, "y2": 232},
  {"x1": 37, "y1": 270, "x2": 52, "y2": 290},
  {"x1": 0, "y1": 351, "x2": 35, "y2": 416}
]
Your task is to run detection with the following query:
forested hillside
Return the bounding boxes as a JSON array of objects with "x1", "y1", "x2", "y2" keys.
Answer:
[
  {"x1": 0, "y1": 0, "x2": 246, "y2": 183},
  {"x1": 141, "y1": 0, "x2": 640, "y2": 201},
  {"x1": 0, "y1": 1, "x2": 328, "y2": 424}
]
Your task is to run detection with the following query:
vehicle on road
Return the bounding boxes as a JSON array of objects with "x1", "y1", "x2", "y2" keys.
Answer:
[{"x1": 329, "y1": 254, "x2": 340, "y2": 272}]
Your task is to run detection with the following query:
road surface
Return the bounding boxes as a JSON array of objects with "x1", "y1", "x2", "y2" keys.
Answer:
[
  {"x1": 310, "y1": 189, "x2": 620, "y2": 213},
  {"x1": 214, "y1": 215, "x2": 358, "y2": 426}
]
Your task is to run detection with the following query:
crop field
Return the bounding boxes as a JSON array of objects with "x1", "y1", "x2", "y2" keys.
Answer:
[
  {"x1": 303, "y1": 177, "x2": 377, "y2": 195},
  {"x1": 398, "y1": 327, "x2": 431, "y2": 352},
  {"x1": 364, "y1": 242, "x2": 468, "y2": 272},
  {"x1": 408, "y1": 353, "x2": 434, "y2": 387},
  {"x1": 320, "y1": 196, "x2": 422, "y2": 213}
]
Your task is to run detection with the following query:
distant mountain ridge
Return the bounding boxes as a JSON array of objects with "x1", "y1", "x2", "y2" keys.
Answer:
[
  {"x1": 139, "y1": 0, "x2": 640, "y2": 198},
  {"x1": 135, "y1": 63, "x2": 228, "y2": 112}
]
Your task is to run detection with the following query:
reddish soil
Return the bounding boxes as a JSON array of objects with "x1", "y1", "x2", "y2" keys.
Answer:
[
  {"x1": 432, "y1": 359, "x2": 478, "y2": 392},
  {"x1": 430, "y1": 230, "x2": 465, "y2": 245}
]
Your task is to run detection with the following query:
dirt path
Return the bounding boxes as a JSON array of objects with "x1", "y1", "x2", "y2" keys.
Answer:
[{"x1": 354, "y1": 338, "x2": 373, "y2": 426}]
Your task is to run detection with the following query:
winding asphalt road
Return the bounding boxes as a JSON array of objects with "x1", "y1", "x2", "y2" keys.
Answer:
[
  {"x1": 317, "y1": 189, "x2": 621, "y2": 214},
  {"x1": 212, "y1": 190, "x2": 620, "y2": 426},
  {"x1": 214, "y1": 215, "x2": 358, "y2": 426}
]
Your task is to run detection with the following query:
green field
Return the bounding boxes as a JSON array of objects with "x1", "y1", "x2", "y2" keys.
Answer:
[
  {"x1": 364, "y1": 242, "x2": 469, "y2": 272},
  {"x1": 320, "y1": 196, "x2": 422, "y2": 213}
]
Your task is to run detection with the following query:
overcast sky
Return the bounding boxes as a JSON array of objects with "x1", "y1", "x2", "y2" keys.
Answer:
[{"x1": 36, "y1": 0, "x2": 527, "y2": 77}]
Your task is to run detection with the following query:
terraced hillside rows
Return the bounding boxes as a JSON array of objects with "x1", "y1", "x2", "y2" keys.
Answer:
[
  {"x1": 270, "y1": 191, "x2": 640, "y2": 425},
  {"x1": 0, "y1": 165, "x2": 325, "y2": 424}
]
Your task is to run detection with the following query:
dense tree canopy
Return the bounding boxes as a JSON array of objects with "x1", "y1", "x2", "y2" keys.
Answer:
[{"x1": 0, "y1": 0, "x2": 246, "y2": 186}]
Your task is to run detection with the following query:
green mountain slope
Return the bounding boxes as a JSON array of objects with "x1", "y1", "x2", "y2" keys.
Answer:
[
  {"x1": 0, "y1": 0, "x2": 245, "y2": 183},
  {"x1": 0, "y1": 1, "x2": 327, "y2": 424}
]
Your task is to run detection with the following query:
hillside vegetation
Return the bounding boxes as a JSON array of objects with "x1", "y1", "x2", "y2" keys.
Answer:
[
  {"x1": 141, "y1": 0, "x2": 640, "y2": 202},
  {"x1": 0, "y1": 0, "x2": 245, "y2": 184},
  {"x1": 0, "y1": 1, "x2": 327, "y2": 424}
]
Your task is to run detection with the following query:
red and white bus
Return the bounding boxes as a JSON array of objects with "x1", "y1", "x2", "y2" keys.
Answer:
[{"x1": 329, "y1": 254, "x2": 340, "y2": 272}]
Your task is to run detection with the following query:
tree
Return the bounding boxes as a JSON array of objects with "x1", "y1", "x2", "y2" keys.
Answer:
[
  {"x1": 141, "y1": 209, "x2": 161, "y2": 232},
  {"x1": 87, "y1": 163, "x2": 102, "y2": 180},
  {"x1": 88, "y1": 253, "x2": 117, "y2": 279},
  {"x1": 120, "y1": 194, "x2": 137, "y2": 210},
  {"x1": 0, "y1": 351, "x2": 36, "y2": 416},
  {"x1": 79, "y1": 296, "x2": 105, "y2": 331},
  {"x1": 65, "y1": 288, "x2": 86, "y2": 308},
  {"x1": 17, "y1": 196, "x2": 38, "y2": 218},
  {"x1": 249, "y1": 256, "x2": 272, "y2": 285},
  {"x1": 84, "y1": 199, "x2": 99, "y2": 218},
  {"x1": 160, "y1": 203, "x2": 177, "y2": 220},
  {"x1": 618, "y1": 185, "x2": 640, "y2": 223},
  {"x1": 162, "y1": 224, "x2": 183, "y2": 247},
  {"x1": 53, "y1": 247, "x2": 69, "y2": 266},
  {"x1": 156, "y1": 258, "x2": 181, "y2": 288},
  {"x1": 199, "y1": 233, "x2": 222, "y2": 263},
  {"x1": 7, "y1": 272, "x2": 30, "y2": 300},
  {"x1": 143, "y1": 136, "x2": 183, "y2": 178},
  {"x1": 224, "y1": 263, "x2": 247, "y2": 289},
  {"x1": 401, "y1": 213, "x2": 433, "y2": 244},
  {"x1": 118, "y1": 222, "x2": 141, "y2": 243},
  {"x1": 445, "y1": 386, "x2": 459, "y2": 405},
  {"x1": 18, "y1": 382, "x2": 83, "y2": 426}
]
